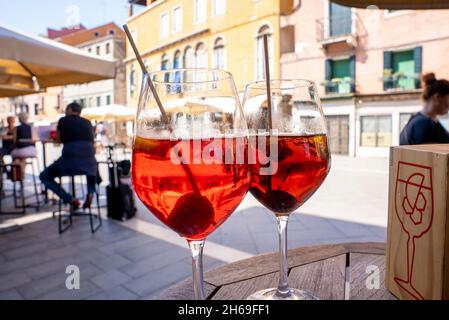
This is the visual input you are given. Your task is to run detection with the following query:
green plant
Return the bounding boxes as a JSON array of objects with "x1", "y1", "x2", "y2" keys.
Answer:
[{"x1": 383, "y1": 69, "x2": 393, "y2": 77}]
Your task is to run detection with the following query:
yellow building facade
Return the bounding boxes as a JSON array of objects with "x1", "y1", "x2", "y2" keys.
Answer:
[{"x1": 126, "y1": 0, "x2": 294, "y2": 107}]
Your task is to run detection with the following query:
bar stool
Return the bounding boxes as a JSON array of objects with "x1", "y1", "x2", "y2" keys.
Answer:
[
  {"x1": 23, "y1": 157, "x2": 42, "y2": 211},
  {"x1": 0, "y1": 157, "x2": 41, "y2": 215},
  {"x1": 0, "y1": 163, "x2": 25, "y2": 215},
  {"x1": 54, "y1": 174, "x2": 102, "y2": 234}
]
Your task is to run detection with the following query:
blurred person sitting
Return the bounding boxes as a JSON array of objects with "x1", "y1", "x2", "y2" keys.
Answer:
[
  {"x1": 400, "y1": 73, "x2": 449, "y2": 145},
  {"x1": 0, "y1": 116, "x2": 15, "y2": 166},
  {"x1": 95, "y1": 121, "x2": 108, "y2": 147},
  {"x1": 10, "y1": 113, "x2": 37, "y2": 179},
  {"x1": 39, "y1": 102, "x2": 98, "y2": 210}
]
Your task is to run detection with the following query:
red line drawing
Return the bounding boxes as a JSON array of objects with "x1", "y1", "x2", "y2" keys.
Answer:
[{"x1": 394, "y1": 161, "x2": 434, "y2": 300}]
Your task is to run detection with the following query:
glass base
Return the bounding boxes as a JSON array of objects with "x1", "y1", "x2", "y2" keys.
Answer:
[{"x1": 247, "y1": 288, "x2": 319, "y2": 300}]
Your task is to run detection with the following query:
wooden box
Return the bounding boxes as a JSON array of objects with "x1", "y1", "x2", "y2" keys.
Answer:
[{"x1": 386, "y1": 145, "x2": 449, "y2": 300}]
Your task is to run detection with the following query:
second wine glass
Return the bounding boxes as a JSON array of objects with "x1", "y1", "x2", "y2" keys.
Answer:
[{"x1": 243, "y1": 79, "x2": 331, "y2": 300}]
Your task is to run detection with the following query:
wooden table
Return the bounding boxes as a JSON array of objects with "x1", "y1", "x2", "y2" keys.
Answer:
[{"x1": 154, "y1": 242, "x2": 397, "y2": 300}]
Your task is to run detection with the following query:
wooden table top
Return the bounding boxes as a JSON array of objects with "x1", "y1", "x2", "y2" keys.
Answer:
[{"x1": 154, "y1": 242, "x2": 397, "y2": 300}]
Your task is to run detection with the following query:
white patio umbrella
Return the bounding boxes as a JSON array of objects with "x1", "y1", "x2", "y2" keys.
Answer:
[
  {"x1": 0, "y1": 24, "x2": 116, "y2": 98},
  {"x1": 332, "y1": 0, "x2": 449, "y2": 9},
  {"x1": 81, "y1": 104, "x2": 137, "y2": 121}
]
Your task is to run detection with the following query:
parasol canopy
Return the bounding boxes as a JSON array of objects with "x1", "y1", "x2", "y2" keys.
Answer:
[
  {"x1": 331, "y1": 0, "x2": 449, "y2": 9},
  {"x1": 81, "y1": 104, "x2": 137, "y2": 121},
  {"x1": 0, "y1": 24, "x2": 116, "y2": 98}
]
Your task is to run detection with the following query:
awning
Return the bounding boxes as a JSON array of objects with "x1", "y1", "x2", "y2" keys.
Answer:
[
  {"x1": 331, "y1": 0, "x2": 449, "y2": 9},
  {"x1": 0, "y1": 84, "x2": 44, "y2": 98},
  {"x1": 0, "y1": 24, "x2": 116, "y2": 97}
]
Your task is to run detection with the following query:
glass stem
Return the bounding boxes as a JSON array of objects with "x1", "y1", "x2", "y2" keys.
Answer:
[
  {"x1": 189, "y1": 240, "x2": 206, "y2": 300},
  {"x1": 276, "y1": 215, "x2": 291, "y2": 298}
]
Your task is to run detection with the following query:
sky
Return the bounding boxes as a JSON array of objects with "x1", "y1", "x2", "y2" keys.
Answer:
[{"x1": 0, "y1": 0, "x2": 145, "y2": 35}]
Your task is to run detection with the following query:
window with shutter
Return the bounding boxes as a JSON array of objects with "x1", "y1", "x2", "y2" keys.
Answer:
[
  {"x1": 361, "y1": 115, "x2": 392, "y2": 148},
  {"x1": 329, "y1": 2, "x2": 352, "y2": 37},
  {"x1": 324, "y1": 58, "x2": 354, "y2": 94},
  {"x1": 383, "y1": 49, "x2": 418, "y2": 91}
]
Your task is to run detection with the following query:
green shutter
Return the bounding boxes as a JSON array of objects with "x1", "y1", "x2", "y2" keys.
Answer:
[
  {"x1": 349, "y1": 55, "x2": 356, "y2": 93},
  {"x1": 330, "y1": 59, "x2": 351, "y2": 94},
  {"x1": 384, "y1": 51, "x2": 392, "y2": 69},
  {"x1": 393, "y1": 50, "x2": 415, "y2": 90},
  {"x1": 325, "y1": 59, "x2": 332, "y2": 94},
  {"x1": 414, "y1": 46, "x2": 423, "y2": 89},
  {"x1": 325, "y1": 59, "x2": 333, "y2": 80},
  {"x1": 332, "y1": 59, "x2": 350, "y2": 79},
  {"x1": 384, "y1": 51, "x2": 392, "y2": 90}
]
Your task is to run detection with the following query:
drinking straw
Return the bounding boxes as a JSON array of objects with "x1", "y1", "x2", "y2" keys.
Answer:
[
  {"x1": 123, "y1": 25, "x2": 171, "y2": 129},
  {"x1": 123, "y1": 24, "x2": 200, "y2": 194},
  {"x1": 263, "y1": 34, "x2": 273, "y2": 131},
  {"x1": 263, "y1": 34, "x2": 274, "y2": 186}
]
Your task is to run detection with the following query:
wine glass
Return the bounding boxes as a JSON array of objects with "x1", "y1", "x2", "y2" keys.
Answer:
[
  {"x1": 243, "y1": 79, "x2": 331, "y2": 300},
  {"x1": 132, "y1": 68, "x2": 251, "y2": 300}
]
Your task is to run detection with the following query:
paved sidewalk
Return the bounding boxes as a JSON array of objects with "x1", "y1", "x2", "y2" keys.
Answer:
[
  {"x1": 0, "y1": 155, "x2": 389, "y2": 299},
  {"x1": 0, "y1": 217, "x2": 199, "y2": 300}
]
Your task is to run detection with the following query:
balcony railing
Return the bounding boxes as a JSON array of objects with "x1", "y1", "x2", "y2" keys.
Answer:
[
  {"x1": 316, "y1": 15, "x2": 354, "y2": 43},
  {"x1": 382, "y1": 73, "x2": 420, "y2": 91},
  {"x1": 323, "y1": 78, "x2": 355, "y2": 95}
]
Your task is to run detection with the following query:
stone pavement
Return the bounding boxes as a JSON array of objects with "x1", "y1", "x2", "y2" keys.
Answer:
[{"x1": 0, "y1": 155, "x2": 389, "y2": 300}]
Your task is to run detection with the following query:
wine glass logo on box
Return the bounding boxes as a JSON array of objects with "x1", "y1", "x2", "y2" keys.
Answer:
[
  {"x1": 387, "y1": 145, "x2": 449, "y2": 300},
  {"x1": 394, "y1": 162, "x2": 434, "y2": 300}
]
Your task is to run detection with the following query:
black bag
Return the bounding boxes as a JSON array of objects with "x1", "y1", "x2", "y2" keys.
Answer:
[
  {"x1": 117, "y1": 160, "x2": 131, "y2": 177},
  {"x1": 106, "y1": 184, "x2": 136, "y2": 221},
  {"x1": 106, "y1": 159, "x2": 136, "y2": 221}
]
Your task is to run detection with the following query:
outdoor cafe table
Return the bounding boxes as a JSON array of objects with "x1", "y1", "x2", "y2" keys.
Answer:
[{"x1": 154, "y1": 242, "x2": 397, "y2": 300}]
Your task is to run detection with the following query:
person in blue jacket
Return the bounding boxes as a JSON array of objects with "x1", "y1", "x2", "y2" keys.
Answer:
[
  {"x1": 400, "y1": 73, "x2": 449, "y2": 145},
  {"x1": 40, "y1": 102, "x2": 98, "y2": 210}
]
